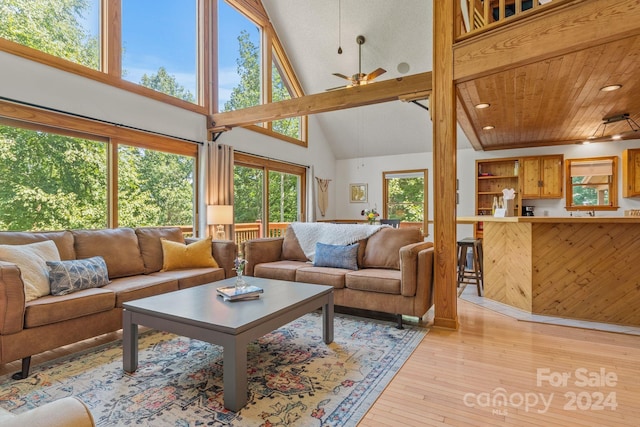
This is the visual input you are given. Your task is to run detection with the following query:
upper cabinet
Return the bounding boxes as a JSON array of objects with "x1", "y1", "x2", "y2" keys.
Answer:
[
  {"x1": 623, "y1": 149, "x2": 640, "y2": 197},
  {"x1": 521, "y1": 155, "x2": 564, "y2": 199}
]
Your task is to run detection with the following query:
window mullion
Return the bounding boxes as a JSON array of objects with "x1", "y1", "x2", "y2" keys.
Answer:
[
  {"x1": 264, "y1": 29, "x2": 272, "y2": 130},
  {"x1": 104, "y1": 0, "x2": 122, "y2": 77}
]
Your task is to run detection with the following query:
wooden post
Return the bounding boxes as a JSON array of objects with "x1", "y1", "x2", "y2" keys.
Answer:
[{"x1": 432, "y1": 0, "x2": 459, "y2": 329}]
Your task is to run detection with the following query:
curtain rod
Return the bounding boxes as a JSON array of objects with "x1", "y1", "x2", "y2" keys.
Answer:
[
  {"x1": 0, "y1": 95, "x2": 203, "y2": 145},
  {"x1": 232, "y1": 147, "x2": 309, "y2": 169}
]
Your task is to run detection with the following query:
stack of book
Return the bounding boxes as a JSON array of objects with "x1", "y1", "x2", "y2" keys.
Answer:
[{"x1": 216, "y1": 284, "x2": 264, "y2": 301}]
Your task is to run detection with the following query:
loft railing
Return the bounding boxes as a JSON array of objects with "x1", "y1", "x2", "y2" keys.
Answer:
[{"x1": 457, "y1": 0, "x2": 566, "y2": 39}]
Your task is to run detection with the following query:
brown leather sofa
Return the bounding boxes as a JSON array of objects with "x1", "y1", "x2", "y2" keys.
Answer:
[
  {"x1": 242, "y1": 224, "x2": 434, "y2": 328},
  {"x1": 0, "y1": 227, "x2": 236, "y2": 379}
]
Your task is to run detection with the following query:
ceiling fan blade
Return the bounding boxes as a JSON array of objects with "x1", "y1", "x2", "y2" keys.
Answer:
[
  {"x1": 326, "y1": 85, "x2": 348, "y2": 91},
  {"x1": 332, "y1": 73, "x2": 352, "y2": 81},
  {"x1": 365, "y1": 68, "x2": 387, "y2": 81}
]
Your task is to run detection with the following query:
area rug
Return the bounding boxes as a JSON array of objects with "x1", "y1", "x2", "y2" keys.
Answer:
[{"x1": 0, "y1": 312, "x2": 427, "y2": 426}]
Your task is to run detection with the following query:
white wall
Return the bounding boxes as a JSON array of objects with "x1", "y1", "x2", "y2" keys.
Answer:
[
  {"x1": 0, "y1": 52, "x2": 206, "y2": 142},
  {"x1": 218, "y1": 116, "x2": 338, "y2": 219},
  {"x1": 335, "y1": 138, "x2": 640, "y2": 241}
]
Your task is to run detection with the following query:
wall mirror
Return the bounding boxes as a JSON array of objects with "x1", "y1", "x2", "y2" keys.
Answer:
[{"x1": 565, "y1": 156, "x2": 618, "y2": 211}]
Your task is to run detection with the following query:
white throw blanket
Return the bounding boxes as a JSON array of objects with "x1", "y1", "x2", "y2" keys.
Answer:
[{"x1": 291, "y1": 222, "x2": 389, "y2": 261}]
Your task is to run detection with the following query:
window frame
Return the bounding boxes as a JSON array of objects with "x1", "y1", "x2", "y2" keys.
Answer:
[
  {"x1": 217, "y1": 0, "x2": 308, "y2": 147},
  {"x1": 234, "y1": 152, "x2": 307, "y2": 237},
  {"x1": 0, "y1": 0, "x2": 210, "y2": 114},
  {"x1": 0, "y1": 100, "x2": 201, "y2": 232},
  {"x1": 565, "y1": 156, "x2": 619, "y2": 212},
  {"x1": 0, "y1": 0, "x2": 307, "y2": 146},
  {"x1": 382, "y1": 169, "x2": 428, "y2": 237}
]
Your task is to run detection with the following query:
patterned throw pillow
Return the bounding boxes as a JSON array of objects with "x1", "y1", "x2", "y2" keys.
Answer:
[
  {"x1": 47, "y1": 256, "x2": 110, "y2": 296},
  {"x1": 313, "y1": 242, "x2": 359, "y2": 270}
]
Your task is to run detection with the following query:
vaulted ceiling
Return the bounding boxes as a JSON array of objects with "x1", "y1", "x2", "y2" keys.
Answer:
[
  {"x1": 261, "y1": 0, "x2": 458, "y2": 159},
  {"x1": 260, "y1": 0, "x2": 640, "y2": 159}
]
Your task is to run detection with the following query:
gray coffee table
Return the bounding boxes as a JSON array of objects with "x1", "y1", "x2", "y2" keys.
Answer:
[{"x1": 122, "y1": 277, "x2": 334, "y2": 411}]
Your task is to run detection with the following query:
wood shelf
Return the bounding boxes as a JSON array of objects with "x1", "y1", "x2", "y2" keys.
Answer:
[
  {"x1": 475, "y1": 157, "x2": 522, "y2": 238},
  {"x1": 478, "y1": 175, "x2": 518, "y2": 179}
]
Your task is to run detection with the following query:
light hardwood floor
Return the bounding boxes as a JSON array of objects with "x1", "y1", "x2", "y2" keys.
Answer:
[
  {"x1": 1, "y1": 300, "x2": 638, "y2": 426},
  {"x1": 360, "y1": 299, "x2": 640, "y2": 427}
]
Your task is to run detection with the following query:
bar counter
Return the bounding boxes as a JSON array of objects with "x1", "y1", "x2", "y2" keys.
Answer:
[{"x1": 457, "y1": 216, "x2": 640, "y2": 326}]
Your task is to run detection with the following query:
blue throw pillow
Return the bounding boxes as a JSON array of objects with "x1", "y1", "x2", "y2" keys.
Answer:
[
  {"x1": 47, "y1": 256, "x2": 110, "y2": 296},
  {"x1": 313, "y1": 242, "x2": 359, "y2": 270}
]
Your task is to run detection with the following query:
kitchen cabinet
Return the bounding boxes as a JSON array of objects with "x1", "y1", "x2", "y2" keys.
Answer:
[
  {"x1": 520, "y1": 155, "x2": 563, "y2": 199},
  {"x1": 623, "y1": 149, "x2": 640, "y2": 197}
]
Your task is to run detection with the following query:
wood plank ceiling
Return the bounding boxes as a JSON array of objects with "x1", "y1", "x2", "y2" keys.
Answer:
[{"x1": 455, "y1": 0, "x2": 640, "y2": 151}]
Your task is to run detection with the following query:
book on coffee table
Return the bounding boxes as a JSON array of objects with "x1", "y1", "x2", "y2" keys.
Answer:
[{"x1": 216, "y1": 284, "x2": 264, "y2": 301}]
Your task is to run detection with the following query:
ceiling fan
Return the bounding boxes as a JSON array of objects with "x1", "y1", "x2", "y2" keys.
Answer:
[{"x1": 327, "y1": 35, "x2": 386, "y2": 91}]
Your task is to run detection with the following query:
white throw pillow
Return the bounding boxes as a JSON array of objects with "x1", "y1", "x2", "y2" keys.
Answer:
[{"x1": 0, "y1": 240, "x2": 61, "y2": 302}]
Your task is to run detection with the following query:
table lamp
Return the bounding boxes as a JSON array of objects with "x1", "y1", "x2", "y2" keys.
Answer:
[{"x1": 207, "y1": 205, "x2": 233, "y2": 240}]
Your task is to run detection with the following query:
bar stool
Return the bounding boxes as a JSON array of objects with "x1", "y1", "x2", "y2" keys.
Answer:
[{"x1": 457, "y1": 237, "x2": 484, "y2": 296}]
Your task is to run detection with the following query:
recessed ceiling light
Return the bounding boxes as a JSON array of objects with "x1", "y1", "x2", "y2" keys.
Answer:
[
  {"x1": 600, "y1": 84, "x2": 622, "y2": 92},
  {"x1": 482, "y1": 125, "x2": 494, "y2": 130},
  {"x1": 475, "y1": 103, "x2": 490, "y2": 109}
]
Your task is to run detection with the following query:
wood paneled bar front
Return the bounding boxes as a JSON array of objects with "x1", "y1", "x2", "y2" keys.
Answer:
[{"x1": 458, "y1": 216, "x2": 640, "y2": 326}]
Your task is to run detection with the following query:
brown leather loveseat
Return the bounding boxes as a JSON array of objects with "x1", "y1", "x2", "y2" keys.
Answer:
[
  {"x1": 242, "y1": 223, "x2": 434, "y2": 328},
  {"x1": 0, "y1": 227, "x2": 236, "y2": 379}
]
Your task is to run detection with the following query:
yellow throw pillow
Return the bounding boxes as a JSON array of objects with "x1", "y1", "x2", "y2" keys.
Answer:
[{"x1": 160, "y1": 237, "x2": 218, "y2": 271}]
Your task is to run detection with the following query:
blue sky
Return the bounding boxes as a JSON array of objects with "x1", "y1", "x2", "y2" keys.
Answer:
[{"x1": 82, "y1": 0, "x2": 260, "y2": 107}]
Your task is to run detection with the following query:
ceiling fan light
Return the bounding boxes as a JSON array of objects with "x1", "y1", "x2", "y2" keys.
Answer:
[
  {"x1": 600, "y1": 84, "x2": 622, "y2": 92},
  {"x1": 475, "y1": 103, "x2": 490, "y2": 109}
]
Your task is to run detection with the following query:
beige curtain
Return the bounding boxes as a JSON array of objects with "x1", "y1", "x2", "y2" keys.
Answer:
[{"x1": 207, "y1": 142, "x2": 234, "y2": 238}]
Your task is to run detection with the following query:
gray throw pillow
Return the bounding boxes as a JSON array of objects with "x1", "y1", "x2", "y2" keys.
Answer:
[
  {"x1": 47, "y1": 256, "x2": 110, "y2": 296},
  {"x1": 313, "y1": 242, "x2": 359, "y2": 270}
]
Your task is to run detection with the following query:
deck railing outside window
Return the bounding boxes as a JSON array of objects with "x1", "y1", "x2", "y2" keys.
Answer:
[{"x1": 233, "y1": 222, "x2": 289, "y2": 253}]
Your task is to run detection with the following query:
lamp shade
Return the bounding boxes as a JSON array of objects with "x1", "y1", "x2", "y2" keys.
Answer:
[{"x1": 207, "y1": 205, "x2": 233, "y2": 225}]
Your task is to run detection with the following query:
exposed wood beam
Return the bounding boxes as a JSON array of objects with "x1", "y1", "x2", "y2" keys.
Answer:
[
  {"x1": 432, "y1": 0, "x2": 459, "y2": 329},
  {"x1": 209, "y1": 72, "x2": 432, "y2": 131}
]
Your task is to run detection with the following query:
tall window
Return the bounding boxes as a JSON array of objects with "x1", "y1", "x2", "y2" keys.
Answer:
[
  {"x1": 215, "y1": 0, "x2": 307, "y2": 146},
  {"x1": 234, "y1": 153, "x2": 305, "y2": 247},
  {"x1": 0, "y1": 0, "x2": 205, "y2": 108},
  {"x1": 217, "y1": 0, "x2": 261, "y2": 112},
  {"x1": 0, "y1": 106, "x2": 198, "y2": 232},
  {"x1": 121, "y1": 0, "x2": 198, "y2": 103},
  {"x1": 0, "y1": 121, "x2": 107, "y2": 230},
  {"x1": 0, "y1": 0, "x2": 100, "y2": 69},
  {"x1": 383, "y1": 169, "x2": 428, "y2": 235},
  {"x1": 271, "y1": 55, "x2": 301, "y2": 140}
]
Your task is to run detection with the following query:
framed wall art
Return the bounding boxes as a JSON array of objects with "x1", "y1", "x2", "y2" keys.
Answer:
[{"x1": 349, "y1": 183, "x2": 368, "y2": 203}]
